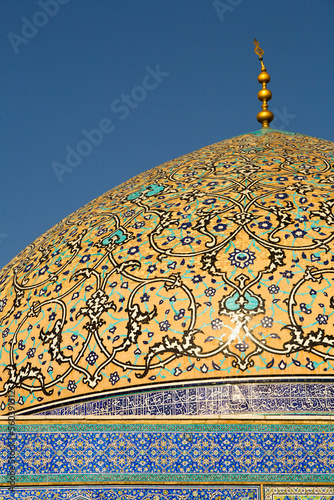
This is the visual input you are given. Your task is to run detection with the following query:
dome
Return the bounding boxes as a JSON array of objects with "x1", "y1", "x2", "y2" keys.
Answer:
[{"x1": 1, "y1": 127, "x2": 334, "y2": 416}]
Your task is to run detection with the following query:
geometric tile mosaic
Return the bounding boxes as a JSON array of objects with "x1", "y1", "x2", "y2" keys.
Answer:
[
  {"x1": 1, "y1": 423, "x2": 334, "y2": 484},
  {"x1": 0, "y1": 485, "x2": 260, "y2": 500},
  {"x1": 35, "y1": 382, "x2": 334, "y2": 416},
  {"x1": 264, "y1": 486, "x2": 334, "y2": 500}
]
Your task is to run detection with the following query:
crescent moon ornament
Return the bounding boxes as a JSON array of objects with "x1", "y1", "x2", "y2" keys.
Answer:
[{"x1": 253, "y1": 38, "x2": 264, "y2": 58}]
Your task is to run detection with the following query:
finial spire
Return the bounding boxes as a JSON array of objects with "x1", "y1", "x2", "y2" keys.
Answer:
[{"x1": 253, "y1": 38, "x2": 274, "y2": 128}]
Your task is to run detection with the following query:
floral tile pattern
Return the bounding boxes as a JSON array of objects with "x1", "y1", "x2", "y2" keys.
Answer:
[
  {"x1": 1, "y1": 129, "x2": 334, "y2": 415},
  {"x1": 1, "y1": 423, "x2": 334, "y2": 484},
  {"x1": 0, "y1": 485, "x2": 259, "y2": 500}
]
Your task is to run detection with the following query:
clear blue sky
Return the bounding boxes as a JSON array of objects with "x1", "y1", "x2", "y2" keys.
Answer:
[{"x1": 1, "y1": 0, "x2": 334, "y2": 269}]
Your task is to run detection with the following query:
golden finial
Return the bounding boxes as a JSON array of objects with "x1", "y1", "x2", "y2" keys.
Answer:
[{"x1": 253, "y1": 38, "x2": 274, "y2": 128}]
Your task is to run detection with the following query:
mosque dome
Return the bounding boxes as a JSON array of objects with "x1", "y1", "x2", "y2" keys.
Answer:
[{"x1": 1, "y1": 126, "x2": 334, "y2": 416}]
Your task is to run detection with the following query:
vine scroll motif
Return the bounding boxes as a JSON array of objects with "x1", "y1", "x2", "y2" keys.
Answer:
[{"x1": 1, "y1": 130, "x2": 334, "y2": 414}]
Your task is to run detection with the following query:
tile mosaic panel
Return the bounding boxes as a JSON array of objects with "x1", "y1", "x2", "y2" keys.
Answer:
[
  {"x1": 1, "y1": 423, "x2": 334, "y2": 484},
  {"x1": 1, "y1": 129, "x2": 334, "y2": 415},
  {"x1": 264, "y1": 486, "x2": 334, "y2": 500},
  {"x1": 36, "y1": 382, "x2": 334, "y2": 416},
  {"x1": 0, "y1": 485, "x2": 259, "y2": 500}
]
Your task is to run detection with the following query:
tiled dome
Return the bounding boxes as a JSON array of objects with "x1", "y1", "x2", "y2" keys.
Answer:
[{"x1": 1, "y1": 128, "x2": 334, "y2": 416}]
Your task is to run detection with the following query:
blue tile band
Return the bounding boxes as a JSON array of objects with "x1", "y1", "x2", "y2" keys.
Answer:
[
  {"x1": 0, "y1": 486, "x2": 260, "y2": 500},
  {"x1": 1, "y1": 423, "x2": 334, "y2": 484}
]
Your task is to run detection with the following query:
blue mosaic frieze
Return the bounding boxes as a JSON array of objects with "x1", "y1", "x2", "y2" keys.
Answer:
[
  {"x1": 0, "y1": 485, "x2": 259, "y2": 500},
  {"x1": 36, "y1": 382, "x2": 334, "y2": 416},
  {"x1": 1, "y1": 423, "x2": 334, "y2": 483}
]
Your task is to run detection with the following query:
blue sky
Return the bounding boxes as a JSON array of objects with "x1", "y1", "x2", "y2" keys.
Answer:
[{"x1": 1, "y1": 0, "x2": 334, "y2": 269}]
